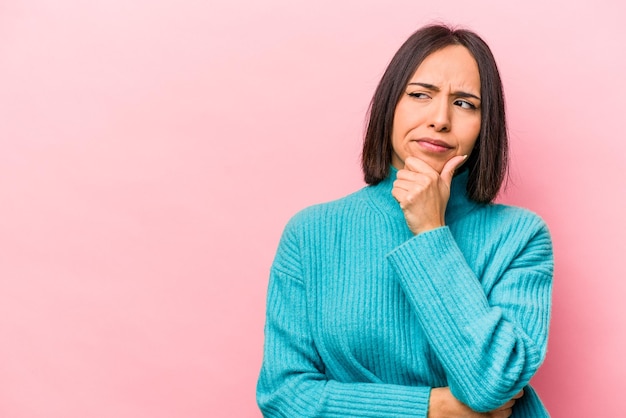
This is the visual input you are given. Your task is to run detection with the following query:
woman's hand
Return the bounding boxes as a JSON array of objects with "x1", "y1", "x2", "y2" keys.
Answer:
[
  {"x1": 428, "y1": 387, "x2": 524, "y2": 418},
  {"x1": 391, "y1": 155, "x2": 467, "y2": 235}
]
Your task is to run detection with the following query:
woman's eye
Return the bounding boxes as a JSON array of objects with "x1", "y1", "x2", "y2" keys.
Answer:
[
  {"x1": 454, "y1": 100, "x2": 476, "y2": 110},
  {"x1": 407, "y1": 92, "x2": 429, "y2": 99}
]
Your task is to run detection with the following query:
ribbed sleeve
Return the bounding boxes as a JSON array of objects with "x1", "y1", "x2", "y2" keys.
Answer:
[{"x1": 387, "y1": 216, "x2": 552, "y2": 412}]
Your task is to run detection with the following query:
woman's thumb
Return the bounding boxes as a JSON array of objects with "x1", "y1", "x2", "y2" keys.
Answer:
[{"x1": 440, "y1": 155, "x2": 468, "y2": 185}]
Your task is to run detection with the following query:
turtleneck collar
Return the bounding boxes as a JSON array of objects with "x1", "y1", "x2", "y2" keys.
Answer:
[{"x1": 365, "y1": 166, "x2": 479, "y2": 225}]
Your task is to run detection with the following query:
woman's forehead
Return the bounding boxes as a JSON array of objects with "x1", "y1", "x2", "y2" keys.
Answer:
[{"x1": 409, "y1": 45, "x2": 480, "y2": 92}]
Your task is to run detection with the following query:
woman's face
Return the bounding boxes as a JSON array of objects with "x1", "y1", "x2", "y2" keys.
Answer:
[{"x1": 391, "y1": 45, "x2": 482, "y2": 174}]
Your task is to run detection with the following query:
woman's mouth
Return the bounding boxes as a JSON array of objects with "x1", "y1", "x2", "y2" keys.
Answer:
[{"x1": 412, "y1": 138, "x2": 453, "y2": 153}]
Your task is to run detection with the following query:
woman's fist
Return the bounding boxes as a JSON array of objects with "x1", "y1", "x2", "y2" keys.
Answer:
[{"x1": 391, "y1": 155, "x2": 467, "y2": 235}]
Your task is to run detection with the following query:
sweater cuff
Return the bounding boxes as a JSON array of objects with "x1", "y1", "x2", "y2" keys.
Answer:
[{"x1": 323, "y1": 382, "x2": 431, "y2": 418}]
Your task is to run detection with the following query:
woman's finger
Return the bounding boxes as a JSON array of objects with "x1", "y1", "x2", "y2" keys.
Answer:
[
  {"x1": 393, "y1": 179, "x2": 421, "y2": 191},
  {"x1": 403, "y1": 156, "x2": 439, "y2": 176}
]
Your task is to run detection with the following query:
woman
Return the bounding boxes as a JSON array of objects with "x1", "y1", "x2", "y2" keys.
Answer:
[{"x1": 257, "y1": 24, "x2": 553, "y2": 417}]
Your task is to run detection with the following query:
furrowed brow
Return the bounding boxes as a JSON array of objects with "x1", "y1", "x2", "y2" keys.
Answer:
[
  {"x1": 454, "y1": 91, "x2": 481, "y2": 101},
  {"x1": 407, "y1": 82, "x2": 481, "y2": 101},
  {"x1": 407, "y1": 82, "x2": 439, "y2": 91}
]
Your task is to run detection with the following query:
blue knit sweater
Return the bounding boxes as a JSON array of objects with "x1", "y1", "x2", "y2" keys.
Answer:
[{"x1": 257, "y1": 168, "x2": 553, "y2": 417}]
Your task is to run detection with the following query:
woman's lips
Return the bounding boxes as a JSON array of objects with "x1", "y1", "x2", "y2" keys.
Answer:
[{"x1": 412, "y1": 138, "x2": 453, "y2": 153}]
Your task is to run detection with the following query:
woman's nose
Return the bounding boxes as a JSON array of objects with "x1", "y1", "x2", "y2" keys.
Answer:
[{"x1": 428, "y1": 100, "x2": 451, "y2": 132}]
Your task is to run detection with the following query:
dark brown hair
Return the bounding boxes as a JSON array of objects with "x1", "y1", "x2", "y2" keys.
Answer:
[{"x1": 361, "y1": 24, "x2": 508, "y2": 203}]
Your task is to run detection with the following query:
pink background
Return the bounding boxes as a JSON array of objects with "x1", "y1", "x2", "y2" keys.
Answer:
[{"x1": 1, "y1": 1, "x2": 624, "y2": 416}]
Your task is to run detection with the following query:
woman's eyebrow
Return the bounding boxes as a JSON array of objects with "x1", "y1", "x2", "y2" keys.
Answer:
[
  {"x1": 408, "y1": 82, "x2": 439, "y2": 90},
  {"x1": 455, "y1": 91, "x2": 481, "y2": 101},
  {"x1": 407, "y1": 82, "x2": 481, "y2": 101}
]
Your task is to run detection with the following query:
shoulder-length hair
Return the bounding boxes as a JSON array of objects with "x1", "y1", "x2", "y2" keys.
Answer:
[{"x1": 361, "y1": 24, "x2": 508, "y2": 203}]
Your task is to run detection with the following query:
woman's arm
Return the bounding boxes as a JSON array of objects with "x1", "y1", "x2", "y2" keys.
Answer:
[
  {"x1": 390, "y1": 156, "x2": 553, "y2": 412},
  {"x1": 386, "y1": 220, "x2": 553, "y2": 412}
]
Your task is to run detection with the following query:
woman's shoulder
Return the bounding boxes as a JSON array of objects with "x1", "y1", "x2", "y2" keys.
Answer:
[
  {"x1": 283, "y1": 188, "x2": 370, "y2": 232},
  {"x1": 473, "y1": 201, "x2": 551, "y2": 237},
  {"x1": 488, "y1": 202, "x2": 546, "y2": 222}
]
